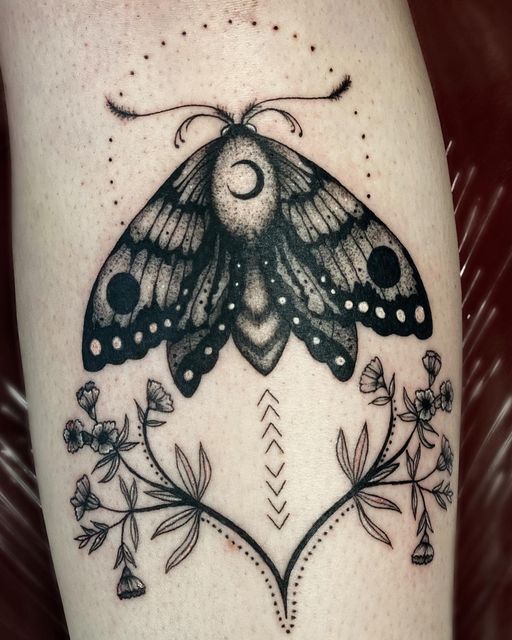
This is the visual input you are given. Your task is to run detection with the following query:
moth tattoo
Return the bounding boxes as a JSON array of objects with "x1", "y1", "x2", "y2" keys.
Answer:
[{"x1": 83, "y1": 77, "x2": 432, "y2": 396}]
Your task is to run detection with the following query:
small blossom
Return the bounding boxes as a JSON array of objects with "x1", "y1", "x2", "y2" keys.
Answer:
[
  {"x1": 437, "y1": 435, "x2": 454, "y2": 475},
  {"x1": 147, "y1": 380, "x2": 174, "y2": 413},
  {"x1": 439, "y1": 380, "x2": 454, "y2": 412},
  {"x1": 414, "y1": 389, "x2": 436, "y2": 422},
  {"x1": 422, "y1": 350, "x2": 442, "y2": 387},
  {"x1": 117, "y1": 566, "x2": 146, "y2": 599},
  {"x1": 70, "y1": 475, "x2": 100, "y2": 521},
  {"x1": 76, "y1": 381, "x2": 100, "y2": 420},
  {"x1": 63, "y1": 419, "x2": 85, "y2": 453},
  {"x1": 359, "y1": 357, "x2": 386, "y2": 393},
  {"x1": 411, "y1": 533, "x2": 434, "y2": 565},
  {"x1": 91, "y1": 421, "x2": 119, "y2": 455}
]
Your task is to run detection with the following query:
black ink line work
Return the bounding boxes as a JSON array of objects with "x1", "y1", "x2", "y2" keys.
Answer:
[
  {"x1": 259, "y1": 388, "x2": 290, "y2": 529},
  {"x1": 82, "y1": 76, "x2": 432, "y2": 396},
  {"x1": 64, "y1": 351, "x2": 453, "y2": 630}
]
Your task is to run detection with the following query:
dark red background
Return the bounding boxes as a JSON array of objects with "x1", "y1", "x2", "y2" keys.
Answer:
[{"x1": 1, "y1": 2, "x2": 511, "y2": 637}]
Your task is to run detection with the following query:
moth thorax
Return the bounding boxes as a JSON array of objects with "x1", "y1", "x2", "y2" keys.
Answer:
[{"x1": 211, "y1": 135, "x2": 278, "y2": 241}]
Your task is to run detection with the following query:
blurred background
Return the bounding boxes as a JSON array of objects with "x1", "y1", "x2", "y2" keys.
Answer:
[{"x1": 0, "y1": 1, "x2": 511, "y2": 638}]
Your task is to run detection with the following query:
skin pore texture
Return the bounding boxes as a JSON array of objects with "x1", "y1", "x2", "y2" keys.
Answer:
[{"x1": 0, "y1": 1, "x2": 460, "y2": 639}]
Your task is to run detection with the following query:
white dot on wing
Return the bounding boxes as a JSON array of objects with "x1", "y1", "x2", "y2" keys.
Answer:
[
  {"x1": 358, "y1": 301, "x2": 369, "y2": 313},
  {"x1": 375, "y1": 306, "x2": 385, "y2": 319},
  {"x1": 112, "y1": 336, "x2": 122, "y2": 350},
  {"x1": 415, "y1": 305, "x2": 425, "y2": 323},
  {"x1": 396, "y1": 309, "x2": 406, "y2": 323},
  {"x1": 90, "y1": 339, "x2": 101, "y2": 355},
  {"x1": 184, "y1": 370, "x2": 194, "y2": 381}
]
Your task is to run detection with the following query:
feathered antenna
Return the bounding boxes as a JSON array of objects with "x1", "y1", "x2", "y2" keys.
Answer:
[
  {"x1": 328, "y1": 75, "x2": 352, "y2": 100},
  {"x1": 105, "y1": 95, "x2": 234, "y2": 147},
  {"x1": 242, "y1": 74, "x2": 352, "y2": 123}
]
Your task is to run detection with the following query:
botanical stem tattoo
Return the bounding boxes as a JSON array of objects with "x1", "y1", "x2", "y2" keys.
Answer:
[
  {"x1": 82, "y1": 76, "x2": 432, "y2": 396},
  {"x1": 64, "y1": 350, "x2": 454, "y2": 628}
]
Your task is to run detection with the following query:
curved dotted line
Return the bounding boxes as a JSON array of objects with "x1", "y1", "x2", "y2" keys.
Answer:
[
  {"x1": 286, "y1": 503, "x2": 356, "y2": 632},
  {"x1": 201, "y1": 502, "x2": 355, "y2": 633},
  {"x1": 379, "y1": 398, "x2": 397, "y2": 464},
  {"x1": 136, "y1": 423, "x2": 171, "y2": 486}
]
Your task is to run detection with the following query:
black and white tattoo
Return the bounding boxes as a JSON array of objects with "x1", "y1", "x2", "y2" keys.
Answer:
[
  {"x1": 64, "y1": 351, "x2": 453, "y2": 629},
  {"x1": 82, "y1": 77, "x2": 432, "y2": 396}
]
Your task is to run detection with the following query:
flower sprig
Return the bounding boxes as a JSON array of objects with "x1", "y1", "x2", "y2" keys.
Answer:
[
  {"x1": 64, "y1": 379, "x2": 212, "y2": 599},
  {"x1": 338, "y1": 351, "x2": 455, "y2": 565}
]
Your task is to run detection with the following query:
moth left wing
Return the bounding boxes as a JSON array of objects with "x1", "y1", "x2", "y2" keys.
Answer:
[
  {"x1": 82, "y1": 138, "x2": 227, "y2": 373},
  {"x1": 260, "y1": 136, "x2": 433, "y2": 340}
]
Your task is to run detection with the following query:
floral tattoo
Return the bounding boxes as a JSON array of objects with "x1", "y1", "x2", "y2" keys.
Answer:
[{"x1": 64, "y1": 351, "x2": 454, "y2": 629}]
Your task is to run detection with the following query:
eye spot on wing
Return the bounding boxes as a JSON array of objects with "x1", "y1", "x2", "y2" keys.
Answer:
[
  {"x1": 149, "y1": 322, "x2": 158, "y2": 333},
  {"x1": 367, "y1": 246, "x2": 401, "y2": 289},
  {"x1": 106, "y1": 272, "x2": 140, "y2": 314},
  {"x1": 134, "y1": 331, "x2": 143, "y2": 344},
  {"x1": 204, "y1": 346, "x2": 213, "y2": 355},
  {"x1": 335, "y1": 356, "x2": 346, "y2": 366},
  {"x1": 164, "y1": 319, "x2": 172, "y2": 328},
  {"x1": 396, "y1": 309, "x2": 406, "y2": 323},
  {"x1": 344, "y1": 300, "x2": 354, "y2": 310},
  {"x1": 183, "y1": 370, "x2": 194, "y2": 382},
  {"x1": 375, "y1": 306, "x2": 386, "y2": 319},
  {"x1": 358, "y1": 301, "x2": 369, "y2": 313},
  {"x1": 112, "y1": 336, "x2": 122, "y2": 350}
]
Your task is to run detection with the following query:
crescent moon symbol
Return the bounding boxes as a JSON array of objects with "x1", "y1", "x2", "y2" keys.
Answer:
[{"x1": 228, "y1": 160, "x2": 265, "y2": 200}]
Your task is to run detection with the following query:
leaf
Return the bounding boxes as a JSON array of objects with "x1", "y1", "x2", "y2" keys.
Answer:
[
  {"x1": 119, "y1": 476, "x2": 131, "y2": 508},
  {"x1": 421, "y1": 421, "x2": 438, "y2": 435},
  {"x1": 99, "y1": 454, "x2": 120, "y2": 483},
  {"x1": 371, "y1": 463, "x2": 399, "y2": 483},
  {"x1": 336, "y1": 429, "x2": 353, "y2": 482},
  {"x1": 135, "y1": 400, "x2": 145, "y2": 425},
  {"x1": 152, "y1": 508, "x2": 198, "y2": 539},
  {"x1": 370, "y1": 396, "x2": 391, "y2": 406},
  {"x1": 165, "y1": 514, "x2": 201, "y2": 573},
  {"x1": 129, "y1": 480, "x2": 138, "y2": 507},
  {"x1": 399, "y1": 411, "x2": 418, "y2": 423},
  {"x1": 353, "y1": 423, "x2": 369, "y2": 481},
  {"x1": 403, "y1": 389, "x2": 416, "y2": 413},
  {"x1": 129, "y1": 514, "x2": 139, "y2": 550},
  {"x1": 358, "y1": 491, "x2": 401, "y2": 512},
  {"x1": 122, "y1": 542, "x2": 136, "y2": 567},
  {"x1": 118, "y1": 441, "x2": 138, "y2": 452},
  {"x1": 175, "y1": 446, "x2": 199, "y2": 498},
  {"x1": 146, "y1": 419, "x2": 166, "y2": 428},
  {"x1": 434, "y1": 492, "x2": 447, "y2": 510},
  {"x1": 91, "y1": 521, "x2": 109, "y2": 531},
  {"x1": 411, "y1": 484, "x2": 418, "y2": 518},
  {"x1": 92, "y1": 452, "x2": 116, "y2": 471},
  {"x1": 89, "y1": 529, "x2": 108, "y2": 553},
  {"x1": 388, "y1": 374, "x2": 395, "y2": 398},
  {"x1": 406, "y1": 451, "x2": 414, "y2": 479},
  {"x1": 197, "y1": 444, "x2": 212, "y2": 499},
  {"x1": 417, "y1": 426, "x2": 435, "y2": 449},
  {"x1": 355, "y1": 501, "x2": 392, "y2": 546},
  {"x1": 119, "y1": 414, "x2": 129, "y2": 444},
  {"x1": 413, "y1": 446, "x2": 421, "y2": 476},
  {"x1": 113, "y1": 544, "x2": 124, "y2": 569},
  {"x1": 145, "y1": 489, "x2": 182, "y2": 504},
  {"x1": 417, "y1": 509, "x2": 434, "y2": 535}
]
